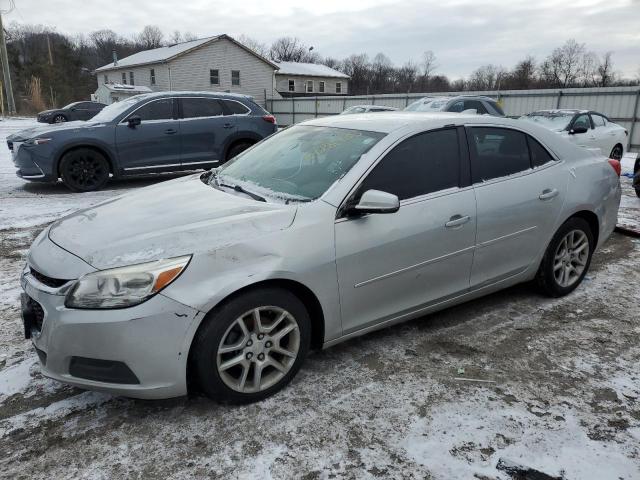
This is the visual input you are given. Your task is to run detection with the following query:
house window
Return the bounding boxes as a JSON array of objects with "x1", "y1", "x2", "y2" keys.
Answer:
[
  {"x1": 121, "y1": 72, "x2": 127, "y2": 84},
  {"x1": 129, "y1": 71, "x2": 134, "y2": 85},
  {"x1": 150, "y1": 69, "x2": 156, "y2": 85},
  {"x1": 288, "y1": 79, "x2": 295, "y2": 92},
  {"x1": 306, "y1": 80, "x2": 313, "y2": 93},
  {"x1": 210, "y1": 69, "x2": 219, "y2": 85},
  {"x1": 231, "y1": 70, "x2": 240, "y2": 86},
  {"x1": 319, "y1": 81, "x2": 325, "y2": 93},
  {"x1": 103, "y1": 75, "x2": 108, "y2": 84},
  {"x1": 336, "y1": 82, "x2": 342, "y2": 94}
]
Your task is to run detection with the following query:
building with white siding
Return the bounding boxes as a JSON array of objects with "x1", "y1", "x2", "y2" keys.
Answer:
[
  {"x1": 94, "y1": 35, "x2": 280, "y2": 105},
  {"x1": 274, "y1": 62, "x2": 350, "y2": 97}
]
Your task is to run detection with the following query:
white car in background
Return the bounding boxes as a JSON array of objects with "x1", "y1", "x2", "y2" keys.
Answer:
[
  {"x1": 341, "y1": 105, "x2": 398, "y2": 114},
  {"x1": 521, "y1": 110, "x2": 627, "y2": 160}
]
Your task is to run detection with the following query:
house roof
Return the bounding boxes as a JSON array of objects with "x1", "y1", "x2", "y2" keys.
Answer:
[
  {"x1": 95, "y1": 35, "x2": 279, "y2": 72},
  {"x1": 103, "y1": 83, "x2": 153, "y2": 93},
  {"x1": 274, "y1": 61, "x2": 349, "y2": 79}
]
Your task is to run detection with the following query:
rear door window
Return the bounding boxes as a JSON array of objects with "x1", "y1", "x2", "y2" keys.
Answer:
[
  {"x1": 223, "y1": 100, "x2": 250, "y2": 115},
  {"x1": 591, "y1": 114, "x2": 606, "y2": 127},
  {"x1": 359, "y1": 128, "x2": 460, "y2": 200},
  {"x1": 181, "y1": 98, "x2": 224, "y2": 118},
  {"x1": 470, "y1": 127, "x2": 530, "y2": 182},
  {"x1": 131, "y1": 98, "x2": 174, "y2": 121},
  {"x1": 463, "y1": 100, "x2": 488, "y2": 114}
]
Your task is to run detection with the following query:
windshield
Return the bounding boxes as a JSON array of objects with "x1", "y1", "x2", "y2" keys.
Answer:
[
  {"x1": 90, "y1": 96, "x2": 147, "y2": 123},
  {"x1": 521, "y1": 112, "x2": 573, "y2": 130},
  {"x1": 216, "y1": 125, "x2": 386, "y2": 202},
  {"x1": 404, "y1": 98, "x2": 447, "y2": 112}
]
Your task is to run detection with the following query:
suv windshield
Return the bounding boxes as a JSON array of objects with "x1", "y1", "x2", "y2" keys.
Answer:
[
  {"x1": 216, "y1": 125, "x2": 385, "y2": 202},
  {"x1": 90, "y1": 96, "x2": 149, "y2": 123},
  {"x1": 404, "y1": 98, "x2": 448, "y2": 112},
  {"x1": 522, "y1": 112, "x2": 573, "y2": 130}
]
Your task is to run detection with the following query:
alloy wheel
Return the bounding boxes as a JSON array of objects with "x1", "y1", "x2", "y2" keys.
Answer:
[
  {"x1": 53, "y1": 115, "x2": 66, "y2": 123},
  {"x1": 67, "y1": 155, "x2": 106, "y2": 190},
  {"x1": 553, "y1": 229, "x2": 589, "y2": 288},
  {"x1": 216, "y1": 306, "x2": 300, "y2": 393}
]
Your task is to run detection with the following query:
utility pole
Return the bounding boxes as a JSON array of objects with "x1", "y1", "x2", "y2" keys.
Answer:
[{"x1": 0, "y1": 12, "x2": 15, "y2": 114}]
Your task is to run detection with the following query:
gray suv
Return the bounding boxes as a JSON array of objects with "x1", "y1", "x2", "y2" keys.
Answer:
[
  {"x1": 404, "y1": 95, "x2": 505, "y2": 116},
  {"x1": 9, "y1": 92, "x2": 277, "y2": 191}
]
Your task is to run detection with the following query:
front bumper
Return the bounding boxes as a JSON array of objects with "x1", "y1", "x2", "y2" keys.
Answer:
[
  {"x1": 11, "y1": 143, "x2": 56, "y2": 182},
  {"x1": 21, "y1": 265, "x2": 203, "y2": 399}
]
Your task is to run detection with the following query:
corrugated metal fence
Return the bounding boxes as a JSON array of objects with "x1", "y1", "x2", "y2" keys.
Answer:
[{"x1": 268, "y1": 86, "x2": 640, "y2": 151}]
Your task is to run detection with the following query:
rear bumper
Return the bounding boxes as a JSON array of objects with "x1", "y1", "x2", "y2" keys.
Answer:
[{"x1": 21, "y1": 265, "x2": 203, "y2": 399}]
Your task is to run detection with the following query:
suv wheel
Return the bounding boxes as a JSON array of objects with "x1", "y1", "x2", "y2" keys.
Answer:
[
  {"x1": 537, "y1": 217, "x2": 594, "y2": 297},
  {"x1": 225, "y1": 141, "x2": 253, "y2": 162},
  {"x1": 59, "y1": 148, "x2": 110, "y2": 192},
  {"x1": 192, "y1": 287, "x2": 311, "y2": 403}
]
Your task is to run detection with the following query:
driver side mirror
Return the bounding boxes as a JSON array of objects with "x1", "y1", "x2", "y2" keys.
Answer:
[
  {"x1": 127, "y1": 115, "x2": 142, "y2": 128},
  {"x1": 569, "y1": 125, "x2": 588, "y2": 135},
  {"x1": 346, "y1": 189, "x2": 400, "y2": 216}
]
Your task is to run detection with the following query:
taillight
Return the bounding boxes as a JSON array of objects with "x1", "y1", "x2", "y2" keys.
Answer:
[
  {"x1": 608, "y1": 158, "x2": 621, "y2": 176},
  {"x1": 262, "y1": 115, "x2": 276, "y2": 124}
]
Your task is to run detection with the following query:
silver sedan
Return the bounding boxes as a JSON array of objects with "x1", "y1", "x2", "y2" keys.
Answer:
[{"x1": 21, "y1": 113, "x2": 621, "y2": 403}]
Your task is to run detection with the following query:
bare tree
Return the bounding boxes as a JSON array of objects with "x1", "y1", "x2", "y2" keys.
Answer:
[
  {"x1": 421, "y1": 50, "x2": 438, "y2": 89},
  {"x1": 507, "y1": 56, "x2": 537, "y2": 89},
  {"x1": 269, "y1": 37, "x2": 319, "y2": 63},
  {"x1": 322, "y1": 57, "x2": 341, "y2": 70},
  {"x1": 540, "y1": 39, "x2": 587, "y2": 87},
  {"x1": 341, "y1": 53, "x2": 370, "y2": 95},
  {"x1": 595, "y1": 52, "x2": 615, "y2": 87},
  {"x1": 396, "y1": 61, "x2": 419, "y2": 92},
  {"x1": 468, "y1": 64, "x2": 506, "y2": 90},
  {"x1": 136, "y1": 25, "x2": 164, "y2": 49},
  {"x1": 169, "y1": 30, "x2": 182, "y2": 44},
  {"x1": 183, "y1": 32, "x2": 199, "y2": 42},
  {"x1": 237, "y1": 34, "x2": 268, "y2": 57}
]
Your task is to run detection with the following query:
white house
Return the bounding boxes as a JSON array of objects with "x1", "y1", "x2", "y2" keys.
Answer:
[
  {"x1": 94, "y1": 35, "x2": 280, "y2": 105},
  {"x1": 274, "y1": 61, "x2": 350, "y2": 97},
  {"x1": 92, "y1": 83, "x2": 152, "y2": 105}
]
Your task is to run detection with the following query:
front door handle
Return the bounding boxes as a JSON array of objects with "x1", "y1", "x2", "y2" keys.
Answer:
[
  {"x1": 164, "y1": 128, "x2": 178, "y2": 135},
  {"x1": 223, "y1": 123, "x2": 234, "y2": 129},
  {"x1": 445, "y1": 215, "x2": 471, "y2": 228},
  {"x1": 539, "y1": 188, "x2": 559, "y2": 201}
]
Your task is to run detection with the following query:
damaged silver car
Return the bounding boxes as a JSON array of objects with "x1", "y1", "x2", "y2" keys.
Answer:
[{"x1": 21, "y1": 113, "x2": 621, "y2": 402}]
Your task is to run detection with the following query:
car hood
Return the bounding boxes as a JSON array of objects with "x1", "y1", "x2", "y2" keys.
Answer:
[
  {"x1": 8, "y1": 120, "x2": 104, "y2": 141},
  {"x1": 48, "y1": 174, "x2": 297, "y2": 270}
]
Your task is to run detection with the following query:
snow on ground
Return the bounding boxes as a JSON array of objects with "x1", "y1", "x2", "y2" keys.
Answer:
[{"x1": 0, "y1": 117, "x2": 639, "y2": 479}]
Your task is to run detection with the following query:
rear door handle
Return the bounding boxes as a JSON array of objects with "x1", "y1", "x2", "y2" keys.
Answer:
[
  {"x1": 164, "y1": 128, "x2": 177, "y2": 135},
  {"x1": 539, "y1": 188, "x2": 559, "y2": 200},
  {"x1": 445, "y1": 215, "x2": 471, "y2": 228},
  {"x1": 223, "y1": 123, "x2": 234, "y2": 129}
]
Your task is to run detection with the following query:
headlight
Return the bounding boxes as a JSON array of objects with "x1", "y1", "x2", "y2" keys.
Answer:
[
  {"x1": 25, "y1": 137, "x2": 52, "y2": 146},
  {"x1": 65, "y1": 255, "x2": 191, "y2": 309}
]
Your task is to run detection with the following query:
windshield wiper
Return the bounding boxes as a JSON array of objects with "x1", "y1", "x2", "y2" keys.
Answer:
[{"x1": 217, "y1": 181, "x2": 267, "y2": 202}]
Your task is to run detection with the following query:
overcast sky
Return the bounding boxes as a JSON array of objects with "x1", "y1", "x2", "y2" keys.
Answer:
[{"x1": 5, "y1": 0, "x2": 640, "y2": 78}]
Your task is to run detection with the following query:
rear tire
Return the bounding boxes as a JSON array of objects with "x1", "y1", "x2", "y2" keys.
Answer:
[
  {"x1": 59, "y1": 148, "x2": 110, "y2": 192},
  {"x1": 192, "y1": 287, "x2": 311, "y2": 404},
  {"x1": 536, "y1": 217, "x2": 594, "y2": 297},
  {"x1": 225, "y1": 141, "x2": 253, "y2": 162},
  {"x1": 609, "y1": 144, "x2": 623, "y2": 161},
  {"x1": 53, "y1": 114, "x2": 67, "y2": 123}
]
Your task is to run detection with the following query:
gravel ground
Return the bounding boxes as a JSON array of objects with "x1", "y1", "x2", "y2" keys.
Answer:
[{"x1": 1, "y1": 118, "x2": 639, "y2": 479}]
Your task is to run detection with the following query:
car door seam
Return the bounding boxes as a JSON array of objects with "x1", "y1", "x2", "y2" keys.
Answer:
[{"x1": 354, "y1": 245, "x2": 476, "y2": 288}]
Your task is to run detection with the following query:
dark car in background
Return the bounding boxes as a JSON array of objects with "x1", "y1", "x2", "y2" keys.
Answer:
[
  {"x1": 404, "y1": 95, "x2": 505, "y2": 116},
  {"x1": 9, "y1": 92, "x2": 277, "y2": 191},
  {"x1": 37, "y1": 101, "x2": 107, "y2": 124}
]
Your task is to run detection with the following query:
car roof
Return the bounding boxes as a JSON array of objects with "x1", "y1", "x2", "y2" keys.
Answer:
[
  {"x1": 129, "y1": 91, "x2": 254, "y2": 102},
  {"x1": 528, "y1": 109, "x2": 588, "y2": 115},
  {"x1": 303, "y1": 112, "x2": 522, "y2": 133}
]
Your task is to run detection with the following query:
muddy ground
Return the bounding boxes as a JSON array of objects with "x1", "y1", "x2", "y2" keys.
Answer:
[{"x1": 0, "y1": 119, "x2": 639, "y2": 479}]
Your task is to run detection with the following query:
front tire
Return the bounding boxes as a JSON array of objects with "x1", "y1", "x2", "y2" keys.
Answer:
[
  {"x1": 59, "y1": 148, "x2": 110, "y2": 192},
  {"x1": 537, "y1": 218, "x2": 594, "y2": 297},
  {"x1": 52, "y1": 114, "x2": 67, "y2": 123},
  {"x1": 192, "y1": 287, "x2": 311, "y2": 403}
]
